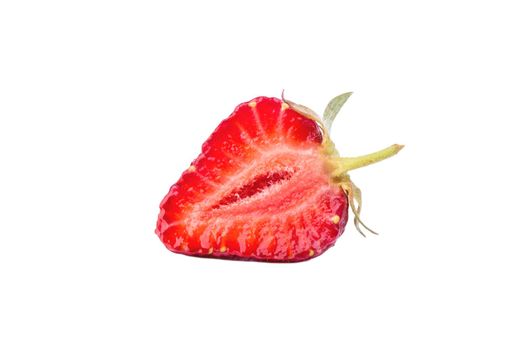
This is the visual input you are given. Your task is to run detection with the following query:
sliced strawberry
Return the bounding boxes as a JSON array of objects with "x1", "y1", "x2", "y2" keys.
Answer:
[{"x1": 156, "y1": 93, "x2": 403, "y2": 262}]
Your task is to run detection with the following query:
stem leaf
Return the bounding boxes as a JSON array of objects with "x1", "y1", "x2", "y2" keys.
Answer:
[{"x1": 322, "y1": 92, "x2": 353, "y2": 133}]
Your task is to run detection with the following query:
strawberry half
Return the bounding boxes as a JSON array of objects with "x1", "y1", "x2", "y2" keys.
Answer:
[{"x1": 156, "y1": 92, "x2": 403, "y2": 262}]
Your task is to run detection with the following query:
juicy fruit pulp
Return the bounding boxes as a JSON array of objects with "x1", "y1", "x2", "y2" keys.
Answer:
[{"x1": 156, "y1": 94, "x2": 403, "y2": 262}]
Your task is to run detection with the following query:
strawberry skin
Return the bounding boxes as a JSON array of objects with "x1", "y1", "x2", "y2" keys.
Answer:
[{"x1": 156, "y1": 94, "x2": 403, "y2": 262}]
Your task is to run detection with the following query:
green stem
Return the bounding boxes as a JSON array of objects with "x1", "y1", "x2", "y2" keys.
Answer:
[{"x1": 331, "y1": 144, "x2": 404, "y2": 176}]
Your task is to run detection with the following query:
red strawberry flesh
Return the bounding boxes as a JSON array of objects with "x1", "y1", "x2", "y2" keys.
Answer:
[{"x1": 156, "y1": 97, "x2": 348, "y2": 261}]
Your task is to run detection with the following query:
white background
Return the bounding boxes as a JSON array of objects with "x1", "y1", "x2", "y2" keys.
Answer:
[{"x1": 1, "y1": 1, "x2": 524, "y2": 349}]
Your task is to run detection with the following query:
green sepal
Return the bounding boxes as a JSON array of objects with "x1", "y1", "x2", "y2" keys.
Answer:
[{"x1": 322, "y1": 92, "x2": 353, "y2": 133}]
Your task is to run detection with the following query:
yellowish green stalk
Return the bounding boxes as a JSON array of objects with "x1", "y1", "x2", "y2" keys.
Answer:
[{"x1": 331, "y1": 144, "x2": 404, "y2": 177}]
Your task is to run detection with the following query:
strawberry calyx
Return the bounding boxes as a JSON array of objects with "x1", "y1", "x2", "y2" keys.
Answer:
[{"x1": 283, "y1": 92, "x2": 404, "y2": 236}]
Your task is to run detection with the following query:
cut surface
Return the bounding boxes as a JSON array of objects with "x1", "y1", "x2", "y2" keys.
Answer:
[
  {"x1": 156, "y1": 97, "x2": 348, "y2": 262},
  {"x1": 212, "y1": 170, "x2": 293, "y2": 209}
]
